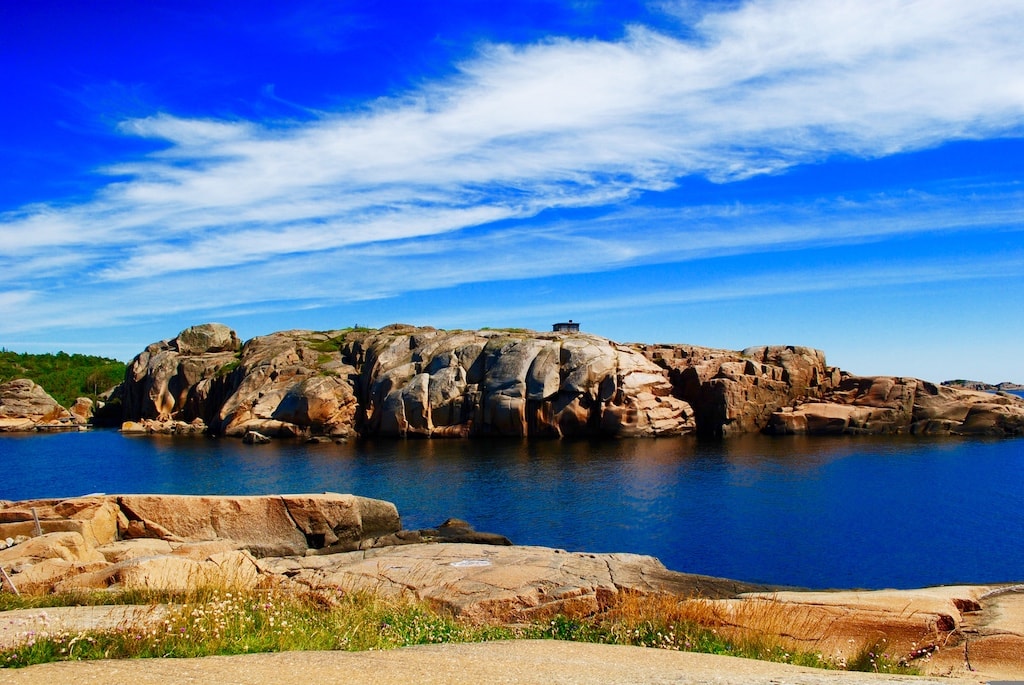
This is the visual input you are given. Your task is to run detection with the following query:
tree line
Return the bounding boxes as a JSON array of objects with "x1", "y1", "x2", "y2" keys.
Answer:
[{"x1": 0, "y1": 351, "x2": 126, "y2": 409}]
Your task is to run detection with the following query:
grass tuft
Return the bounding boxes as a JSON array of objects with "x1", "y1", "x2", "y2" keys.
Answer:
[{"x1": 0, "y1": 588, "x2": 919, "y2": 674}]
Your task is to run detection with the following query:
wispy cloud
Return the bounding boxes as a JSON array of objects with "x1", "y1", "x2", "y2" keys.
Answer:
[{"x1": 2, "y1": 0, "x2": 1023, "y2": 338}]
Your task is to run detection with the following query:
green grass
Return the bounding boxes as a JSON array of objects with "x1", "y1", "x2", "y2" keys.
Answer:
[
  {"x1": 0, "y1": 587, "x2": 919, "y2": 674},
  {"x1": 0, "y1": 351, "x2": 125, "y2": 408},
  {"x1": 0, "y1": 588, "x2": 519, "y2": 668}
]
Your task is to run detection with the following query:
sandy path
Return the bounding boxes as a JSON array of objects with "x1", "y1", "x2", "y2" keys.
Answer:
[{"x1": 0, "y1": 640, "x2": 986, "y2": 685}]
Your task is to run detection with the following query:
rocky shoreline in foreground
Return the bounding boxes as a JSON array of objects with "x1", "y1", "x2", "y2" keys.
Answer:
[
  {"x1": 3, "y1": 322, "x2": 1024, "y2": 439},
  {"x1": 1, "y1": 492, "x2": 1022, "y2": 680}
]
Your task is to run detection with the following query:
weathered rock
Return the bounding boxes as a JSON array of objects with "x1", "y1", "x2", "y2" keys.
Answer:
[
  {"x1": 257, "y1": 543, "x2": 773, "y2": 621},
  {"x1": 174, "y1": 323, "x2": 241, "y2": 355},
  {"x1": 115, "y1": 494, "x2": 400, "y2": 557},
  {"x1": 766, "y1": 376, "x2": 1024, "y2": 436},
  {"x1": 0, "y1": 497, "x2": 120, "y2": 548},
  {"x1": 638, "y1": 344, "x2": 836, "y2": 436},
  {"x1": 120, "y1": 330, "x2": 239, "y2": 427},
  {"x1": 115, "y1": 325, "x2": 695, "y2": 439},
  {"x1": 0, "y1": 532, "x2": 105, "y2": 566},
  {"x1": 111, "y1": 323, "x2": 1024, "y2": 438},
  {"x1": 95, "y1": 538, "x2": 175, "y2": 563},
  {"x1": 119, "y1": 418, "x2": 207, "y2": 435},
  {"x1": 0, "y1": 379, "x2": 74, "y2": 431},
  {"x1": 69, "y1": 397, "x2": 94, "y2": 424},
  {"x1": 242, "y1": 430, "x2": 271, "y2": 444},
  {"x1": 217, "y1": 329, "x2": 359, "y2": 438},
  {"x1": 417, "y1": 519, "x2": 513, "y2": 546},
  {"x1": 282, "y1": 494, "x2": 402, "y2": 552},
  {"x1": 358, "y1": 329, "x2": 695, "y2": 438},
  {"x1": 0, "y1": 493, "x2": 402, "y2": 593}
]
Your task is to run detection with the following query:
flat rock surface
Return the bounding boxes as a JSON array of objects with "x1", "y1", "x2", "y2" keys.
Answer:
[
  {"x1": 257, "y1": 543, "x2": 773, "y2": 619},
  {"x1": 0, "y1": 640, "x2": 985, "y2": 685}
]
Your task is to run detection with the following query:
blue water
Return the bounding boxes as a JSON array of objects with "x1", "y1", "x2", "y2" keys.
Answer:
[{"x1": 1, "y1": 431, "x2": 1021, "y2": 590}]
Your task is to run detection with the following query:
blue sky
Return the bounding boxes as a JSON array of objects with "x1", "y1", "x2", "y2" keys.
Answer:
[{"x1": 2, "y1": 0, "x2": 1023, "y2": 383}]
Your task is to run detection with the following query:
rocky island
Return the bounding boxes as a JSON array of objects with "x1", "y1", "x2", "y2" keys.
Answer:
[{"x1": 4, "y1": 322, "x2": 1023, "y2": 438}]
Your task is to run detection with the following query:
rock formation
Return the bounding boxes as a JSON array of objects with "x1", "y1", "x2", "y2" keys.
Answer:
[
  {"x1": 636, "y1": 343, "x2": 839, "y2": 436},
  {"x1": 0, "y1": 379, "x2": 77, "y2": 432},
  {"x1": 117, "y1": 324, "x2": 696, "y2": 439},
  {"x1": 636, "y1": 344, "x2": 1024, "y2": 437},
  {"x1": 10, "y1": 321, "x2": 1023, "y2": 438},
  {"x1": 2, "y1": 492, "x2": 1021, "y2": 680},
  {"x1": 0, "y1": 493, "x2": 399, "y2": 593},
  {"x1": 765, "y1": 376, "x2": 1024, "y2": 436}
]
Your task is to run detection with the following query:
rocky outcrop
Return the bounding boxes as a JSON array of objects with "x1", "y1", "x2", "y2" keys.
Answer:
[
  {"x1": 636, "y1": 344, "x2": 839, "y2": 436},
  {"x1": 117, "y1": 324, "x2": 695, "y2": 439},
  {"x1": 766, "y1": 376, "x2": 1024, "y2": 436},
  {"x1": 119, "y1": 322, "x2": 242, "y2": 429},
  {"x1": 0, "y1": 379, "x2": 77, "y2": 432},
  {"x1": 110, "y1": 323, "x2": 1024, "y2": 439},
  {"x1": 0, "y1": 493, "x2": 401, "y2": 593},
  {"x1": 259, "y1": 543, "x2": 772, "y2": 622},
  {"x1": 2, "y1": 493, "x2": 1023, "y2": 679},
  {"x1": 944, "y1": 379, "x2": 1024, "y2": 392},
  {"x1": 635, "y1": 343, "x2": 1024, "y2": 437},
  {"x1": 0, "y1": 494, "x2": 526, "y2": 595}
]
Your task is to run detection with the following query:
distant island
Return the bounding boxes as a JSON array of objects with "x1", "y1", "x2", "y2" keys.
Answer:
[
  {"x1": 943, "y1": 379, "x2": 1024, "y2": 392},
  {"x1": 2, "y1": 322, "x2": 1024, "y2": 438}
]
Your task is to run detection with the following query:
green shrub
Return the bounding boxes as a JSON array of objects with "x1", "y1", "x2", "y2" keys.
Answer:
[{"x1": 0, "y1": 351, "x2": 125, "y2": 407}]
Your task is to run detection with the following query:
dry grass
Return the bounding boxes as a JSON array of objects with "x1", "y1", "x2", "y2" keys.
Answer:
[{"x1": 0, "y1": 585, "x2": 918, "y2": 674}]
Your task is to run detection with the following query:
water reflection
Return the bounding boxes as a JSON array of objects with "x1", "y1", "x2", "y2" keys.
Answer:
[{"x1": 1, "y1": 431, "x2": 1022, "y2": 589}]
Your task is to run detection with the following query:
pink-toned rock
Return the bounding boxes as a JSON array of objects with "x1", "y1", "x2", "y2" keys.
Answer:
[
  {"x1": 69, "y1": 397, "x2": 94, "y2": 424},
  {"x1": 638, "y1": 344, "x2": 836, "y2": 436},
  {"x1": 120, "y1": 325, "x2": 698, "y2": 439},
  {"x1": 0, "y1": 532, "x2": 105, "y2": 566},
  {"x1": 95, "y1": 538, "x2": 175, "y2": 563},
  {"x1": 8, "y1": 558, "x2": 110, "y2": 595},
  {"x1": 257, "y1": 543, "x2": 767, "y2": 622},
  {"x1": 766, "y1": 376, "x2": 1024, "y2": 436},
  {"x1": 114, "y1": 493, "x2": 400, "y2": 557},
  {"x1": 0, "y1": 379, "x2": 73, "y2": 431},
  {"x1": 282, "y1": 494, "x2": 402, "y2": 551},
  {"x1": 117, "y1": 495, "x2": 309, "y2": 557}
]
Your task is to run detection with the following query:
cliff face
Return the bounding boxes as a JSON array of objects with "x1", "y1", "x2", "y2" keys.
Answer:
[
  {"x1": 113, "y1": 323, "x2": 1024, "y2": 439},
  {"x1": 118, "y1": 323, "x2": 695, "y2": 439}
]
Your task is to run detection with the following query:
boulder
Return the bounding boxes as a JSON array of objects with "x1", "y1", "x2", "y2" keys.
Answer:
[
  {"x1": 0, "y1": 379, "x2": 74, "y2": 431},
  {"x1": 57, "y1": 550, "x2": 261, "y2": 593},
  {"x1": 117, "y1": 495, "x2": 310, "y2": 557},
  {"x1": 69, "y1": 397, "x2": 94, "y2": 424},
  {"x1": 114, "y1": 493, "x2": 401, "y2": 557},
  {"x1": 0, "y1": 531, "x2": 105, "y2": 566},
  {"x1": 0, "y1": 497, "x2": 119, "y2": 548},
  {"x1": 242, "y1": 430, "x2": 271, "y2": 444},
  {"x1": 173, "y1": 323, "x2": 240, "y2": 355},
  {"x1": 281, "y1": 494, "x2": 402, "y2": 552}
]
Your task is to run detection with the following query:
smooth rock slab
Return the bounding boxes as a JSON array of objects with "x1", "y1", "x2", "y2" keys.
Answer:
[{"x1": 258, "y1": 543, "x2": 772, "y2": 621}]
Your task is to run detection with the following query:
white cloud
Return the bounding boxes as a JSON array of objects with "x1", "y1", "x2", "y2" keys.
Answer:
[{"x1": 2, "y1": 0, "x2": 1024, "y2": 336}]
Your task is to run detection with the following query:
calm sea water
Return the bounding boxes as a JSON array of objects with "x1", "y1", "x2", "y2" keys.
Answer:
[{"x1": 2, "y1": 429, "x2": 1022, "y2": 590}]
